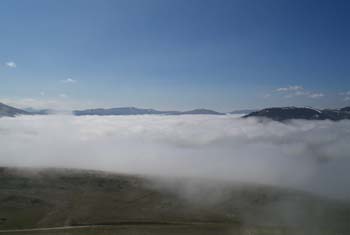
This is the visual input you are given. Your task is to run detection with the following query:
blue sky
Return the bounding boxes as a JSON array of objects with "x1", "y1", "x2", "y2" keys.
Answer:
[{"x1": 0, "y1": 0, "x2": 349, "y2": 111}]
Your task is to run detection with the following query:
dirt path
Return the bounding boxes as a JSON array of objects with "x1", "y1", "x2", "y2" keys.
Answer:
[
  {"x1": 0, "y1": 221, "x2": 231, "y2": 233},
  {"x1": 0, "y1": 225, "x2": 93, "y2": 233}
]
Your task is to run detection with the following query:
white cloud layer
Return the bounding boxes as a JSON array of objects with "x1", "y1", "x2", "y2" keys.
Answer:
[
  {"x1": 0, "y1": 115, "x2": 350, "y2": 199},
  {"x1": 276, "y1": 85, "x2": 303, "y2": 92},
  {"x1": 340, "y1": 91, "x2": 350, "y2": 96},
  {"x1": 5, "y1": 61, "x2": 16, "y2": 68},
  {"x1": 61, "y1": 78, "x2": 77, "y2": 83},
  {"x1": 275, "y1": 86, "x2": 325, "y2": 99},
  {"x1": 59, "y1": 93, "x2": 68, "y2": 98},
  {"x1": 308, "y1": 93, "x2": 324, "y2": 99}
]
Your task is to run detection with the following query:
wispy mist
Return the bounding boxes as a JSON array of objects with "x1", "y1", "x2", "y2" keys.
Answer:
[{"x1": 1, "y1": 115, "x2": 350, "y2": 199}]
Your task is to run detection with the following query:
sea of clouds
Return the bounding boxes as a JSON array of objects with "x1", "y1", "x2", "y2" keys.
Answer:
[{"x1": 0, "y1": 114, "x2": 350, "y2": 199}]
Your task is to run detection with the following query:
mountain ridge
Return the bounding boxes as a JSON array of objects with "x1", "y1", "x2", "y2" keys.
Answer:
[
  {"x1": 73, "y1": 107, "x2": 225, "y2": 116},
  {"x1": 244, "y1": 106, "x2": 350, "y2": 121},
  {"x1": 0, "y1": 102, "x2": 30, "y2": 117},
  {"x1": 2, "y1": 101, "x2": 350, "y2": 120}
]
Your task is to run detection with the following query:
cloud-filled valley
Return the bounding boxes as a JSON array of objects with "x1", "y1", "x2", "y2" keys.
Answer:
[{"x1": 1, "y1": 114, "x2": 350, "y2": 200}]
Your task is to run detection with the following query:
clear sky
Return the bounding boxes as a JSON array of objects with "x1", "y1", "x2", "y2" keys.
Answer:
[{"x1": 0, "y1": 0, "x2": 349, "y2": 111}]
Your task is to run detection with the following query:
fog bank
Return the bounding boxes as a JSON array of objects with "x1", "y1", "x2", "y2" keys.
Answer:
[{"x1": 0, "y1": 114, "x2": 350, "y2": 199}]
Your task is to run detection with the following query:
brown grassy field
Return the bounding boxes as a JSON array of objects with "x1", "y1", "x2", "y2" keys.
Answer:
[{"x1": 0, "y1": 167, "x2": 349, "y2": 235}]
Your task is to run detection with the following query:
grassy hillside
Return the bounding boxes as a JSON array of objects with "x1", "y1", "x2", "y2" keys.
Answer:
[{"x1": 0, "y1": 167, "x2": 349, "y2": 235}]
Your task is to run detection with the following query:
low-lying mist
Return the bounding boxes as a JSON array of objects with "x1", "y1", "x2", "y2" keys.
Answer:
[{"x1": 0, "y1": 114, "x2": 350, "y2": 200}]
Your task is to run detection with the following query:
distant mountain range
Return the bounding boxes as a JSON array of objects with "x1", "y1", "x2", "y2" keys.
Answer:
[
  {"x1": 23, "y1": 107, "x2": 53, "y2": 115},
  {"x1": 229, "y1": 109, "x2": 257, "y2": 114},
  {"x1": 0, "y1": 103, "x2": 52, "y2": 117},
  {"x1": 1, "y1": 103, "x2": 227, "y2": 117},
  {"x1": 2, "y1": 101, "x2": 350, "y2": 121},
  {"x1": 341, "y1": 107, "x2": 350, "y2": 112},
  {"x1": 73, "y1": 107, "x2": 225, "y2": 116},
  {"x1": 0, "y1": 102, "x2": 30, "y2": 117},
  {"x1": 244, "y1": 107, "x2": 350, "y2": 121}
]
